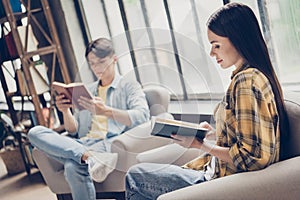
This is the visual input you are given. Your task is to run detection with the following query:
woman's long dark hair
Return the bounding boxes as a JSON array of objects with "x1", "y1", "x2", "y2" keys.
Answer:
[{"x1": 207, "y1": 2, "x2": 289, "y2": 160}]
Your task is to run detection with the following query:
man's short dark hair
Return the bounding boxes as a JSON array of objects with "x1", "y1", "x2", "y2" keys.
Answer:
[{"x1": 85, "y1": 38, "x2": 114, "y2": 59}]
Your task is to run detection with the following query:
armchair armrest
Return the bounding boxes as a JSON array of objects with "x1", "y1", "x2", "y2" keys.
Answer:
[
  {"x1": 158, "y1": 156, "x2": 300, "y2": 200},
  {"x1": 111, "y1": 121, "x2": 172, "y2": 172},
  {"x1": 32, "y1": 148, "x2": 71, "y2": 193},
  {"x1": 136, "y1": 143, "x2": 205, "y2": 166},
  {"x1": 111, "y1": 113, "x2": 173, "y2": 172}
]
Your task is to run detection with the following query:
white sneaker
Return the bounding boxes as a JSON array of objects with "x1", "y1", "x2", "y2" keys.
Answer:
[{"x1": 87, "y1": 152, "x2": 118, "y2": 183}]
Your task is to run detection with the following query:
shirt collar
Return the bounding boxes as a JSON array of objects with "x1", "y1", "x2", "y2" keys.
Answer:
[
  {"x1": 99, "y1": 72, "x2": 122, "y2": 89},
  {"x1": 231, "y1": 62, "x2": 250, "y2": 79}
]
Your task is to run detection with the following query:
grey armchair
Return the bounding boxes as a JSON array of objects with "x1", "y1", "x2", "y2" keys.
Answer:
[
  {"x1": 32, "y1": 86, "x2": 173, "y2": 200},
  {"x1": 157, "y1": 92, "x2": 300, "y2": 200}
]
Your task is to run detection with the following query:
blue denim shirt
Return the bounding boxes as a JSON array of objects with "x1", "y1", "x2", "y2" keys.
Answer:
[{"x1": 69, "y1": 73, "x2": 150, "y2": 138}]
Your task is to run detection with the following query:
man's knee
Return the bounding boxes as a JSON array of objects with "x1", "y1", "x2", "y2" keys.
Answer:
[{"x1": 28, "y1": 125, "x2": 48, "y2": 142}]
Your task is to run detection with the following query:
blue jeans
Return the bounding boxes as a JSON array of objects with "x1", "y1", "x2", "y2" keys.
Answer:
[
  {"x1": 28, "y1": 125, "x2": 115, "y2": 200},
  {"x1": 125, "y1": 163, "x2": 206, "y2": 200}
]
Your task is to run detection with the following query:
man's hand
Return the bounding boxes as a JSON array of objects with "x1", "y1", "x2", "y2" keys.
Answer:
[
  {"x1": 55, "y1": 94, "x2": 72, "y2": 113},
  {"x1": 78, "y1": 96, "x2": 109, "y2": 115},
  {"x1": 78, "y1": 96, "x2": 132, "y2": 126}
]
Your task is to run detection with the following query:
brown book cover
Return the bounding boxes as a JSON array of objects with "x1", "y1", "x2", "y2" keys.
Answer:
[
  {"x1": 52, "y1": 81, "x2": 93, "y2": 110},
  {"x1": 151, "y1": 117, "x2": 208, "y2": 141}
]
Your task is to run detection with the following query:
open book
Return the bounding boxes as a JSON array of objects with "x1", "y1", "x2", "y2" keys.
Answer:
[
  {"x1": 151, "y1": 117, "x2": 208, "y2": 141},
  {"x1": 51, "y1": 81, "x2": 93, "y2": 110}
]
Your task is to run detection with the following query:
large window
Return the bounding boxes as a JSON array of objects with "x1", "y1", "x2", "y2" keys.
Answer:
[
  {"x1": 234, "y1": 0, "x2": 300, "y2": 91},
  {"x1": 79, "y1": 0, "x2": 300, "y2": 100}
]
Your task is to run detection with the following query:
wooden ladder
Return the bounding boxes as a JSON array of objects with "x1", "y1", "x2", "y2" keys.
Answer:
[{"x1": 1, "y1": 0, "x2": 71, "y2": 126}]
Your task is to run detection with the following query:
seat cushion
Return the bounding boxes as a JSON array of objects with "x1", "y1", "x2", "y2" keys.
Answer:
[{"x1": 284, "y1": 99, "x2": 300, "y2": 158}]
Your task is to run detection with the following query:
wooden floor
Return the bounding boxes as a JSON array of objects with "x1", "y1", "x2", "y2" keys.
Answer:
[
  {"x1": 0, "y1": 156, "x2": 117, "y2": 200},
  {"x1": 0, "y1": 156, "x2": 56, "y2": 200}
]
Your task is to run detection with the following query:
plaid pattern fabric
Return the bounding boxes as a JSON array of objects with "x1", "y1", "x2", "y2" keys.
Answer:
[{"x1": 184, "y1": 67, "x2": 280, "y2": 178}]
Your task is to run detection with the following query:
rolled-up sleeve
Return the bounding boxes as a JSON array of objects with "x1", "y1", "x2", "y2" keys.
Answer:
[
  {"x1": 125, "y1": 82, "x2": 150, "y2": 128},
  {"x1": 228, "y1": 74, "x2": 277, "y2": 171}
]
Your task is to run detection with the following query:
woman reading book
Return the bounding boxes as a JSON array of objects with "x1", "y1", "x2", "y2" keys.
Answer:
[
  {"x1": 28, "y1": 38, "x2": 150, "y2": 200},
  {"x1": 125, "y1": 2, "x2": 289, "y2": 200}
]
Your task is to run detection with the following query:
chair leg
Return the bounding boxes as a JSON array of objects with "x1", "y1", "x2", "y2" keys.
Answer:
[
  {"x1": 115, "y1": 192, "x2": 125, "y2": 200},
  {"x1": 116, "y1": 192, "x2": 125, "y2": 200},
  {"x1": 56, "y1": 193, "x2": 73, "y2": 200},
  {"x1": 15, "y1": 131, "x2": 31, "y2": 175},
  {"x1": 96, "y1": 191, "x2": 125, "y2": 200},
  {"x1": 57, "y1": 192, "x2": 125, "y2": 200}
]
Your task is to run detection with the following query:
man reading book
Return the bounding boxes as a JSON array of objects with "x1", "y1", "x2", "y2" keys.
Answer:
[{"x1": 28, "y1": 38, "x2": 150, "y2": 200}]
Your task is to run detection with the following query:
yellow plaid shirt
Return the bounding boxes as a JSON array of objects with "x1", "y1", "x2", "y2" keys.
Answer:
[{"x1": 184, "y1": 67, "x2": 280, "y2": 178}]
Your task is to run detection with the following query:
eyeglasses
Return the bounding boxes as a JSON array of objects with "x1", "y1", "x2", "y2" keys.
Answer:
[{"x1": 88, "y1": 57, "x2": 114, "y2": 71}]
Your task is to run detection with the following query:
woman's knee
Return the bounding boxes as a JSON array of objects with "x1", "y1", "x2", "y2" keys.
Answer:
[
  {"x1": 127, "y1": 163, "x2": 149, "y2": 177},
  {"x1": 128, "y1": 163, "x2": 143, "y2": 173},
  {"x1": 128, "y1": 163, "x2": 168, "y2": 175},
  {"x1": 126, "y1": 163, "x2": 145, "y2": 185},
  {"x1": 126, "y1": 163, "x2": 159, "y2": 185}
]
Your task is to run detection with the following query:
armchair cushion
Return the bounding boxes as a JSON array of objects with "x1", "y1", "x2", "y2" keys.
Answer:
[{"x1": 283, "y1": 93, "x2": 300, "y2": 158}]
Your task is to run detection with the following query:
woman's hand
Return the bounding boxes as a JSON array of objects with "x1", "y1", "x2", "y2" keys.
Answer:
[
  {"x1": 171, "y1": 134, "x2": 202, "y2": 149},
  {"x1": 200, "y1": 121, "x2": 216, "y2": 141},
  {"x1": 171, "y1": 121, "x2": 216, "y2": 149}
]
